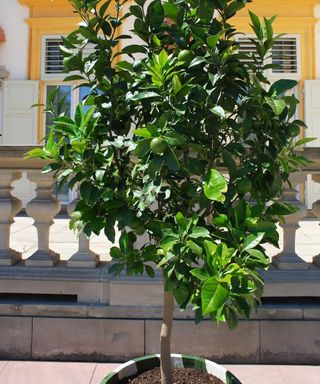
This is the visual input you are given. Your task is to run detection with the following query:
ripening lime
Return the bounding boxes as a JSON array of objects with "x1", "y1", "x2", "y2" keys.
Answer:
[
  {"x1": 178, "y1": 49, "x2": 194, "y2": 65},
  {"x1": 150, "y1": 137, "x2": 168, "y2": 154},
  {"x1": 236, "y1": 179, "x2": 252, "y2": 194},
  {"x1": 286, "y1": 124, "x2": 300, "y2": 138}
]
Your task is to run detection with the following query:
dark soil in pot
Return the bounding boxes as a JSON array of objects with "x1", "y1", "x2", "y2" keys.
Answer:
[{"x1": 120, "y1": 366, "x2": 224, "y2": 384}]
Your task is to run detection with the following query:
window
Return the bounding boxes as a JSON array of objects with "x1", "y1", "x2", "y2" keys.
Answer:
[
  {"x1": 44, "y1": 38, "x2": 65, "y2": 76},
  {"x1": 237, "y1": 35, "x2": 301, "y2": 79},
  {"x1": 41, "y1": 36, "x2": 66, "y2": 79},
  {"x1": 41, "y1": 36, "x2": 92, "y2": 203}
]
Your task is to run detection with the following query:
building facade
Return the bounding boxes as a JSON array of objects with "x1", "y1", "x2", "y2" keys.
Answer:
[{"x1": 1, "y1": 0, "x2": 320, "y2": 205}]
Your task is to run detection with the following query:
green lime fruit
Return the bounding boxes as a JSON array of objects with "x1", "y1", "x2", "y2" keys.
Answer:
[
  {"x1": 150, "y1": 137, "x2": 168, "y2": 154},
  {"x1": 135, "y1": 224, "x2": 145, "y2": 235},
  {"x1": 178, "y1": 49, "x2": 194, "y2": 65},
  {"x1": 129, "y1": 219, "x2": 142, "y2": 230},
  {"x1": 286, "y1": 123, "x2": 300, "y2": 138},
  {"x1": 236, "y1": 179, "x2": 252, "y2": 194}
]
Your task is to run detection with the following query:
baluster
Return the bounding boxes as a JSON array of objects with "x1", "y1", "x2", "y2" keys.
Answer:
[
  {"x1": 273, "y1": 173, "x2": 308, "y2": 269},
  {"x1": 311, "y1": 175, "x2": 320, "y2": 267},
  {"x1": 0, "y1": 171, "x2": 22, "y2": 265},
  {"x1": 25, "y1": 170, "x2": 61, "y2": 266},
  {"x1": 67, "y1": 190, "x2": 99, "y2": 268}
]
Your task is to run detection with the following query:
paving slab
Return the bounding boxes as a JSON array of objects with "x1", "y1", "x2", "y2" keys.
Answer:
[
  {"x1": 224, "y1": 365, "x2": 320, "y2": 384},
  {"x1": 90, "y1": 363, "x2": 119, "y2": 384},
  {"x1": 0, "y1": 361, "x2": 9, "y2": 373},
  {"x1": 0, "y1": 362, "x2": 319, "y2": 384},
  {"x1": 0, "y1": 361, "x2": 96, "y2": 384},
  {"x1": 224, "y1": 365, "x2": 284, "y2": 384},
  {"x1": 277, "y1": 365, "x2": 320, "y2": 384}
]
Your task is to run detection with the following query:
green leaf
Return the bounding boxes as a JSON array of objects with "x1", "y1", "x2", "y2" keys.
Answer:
[
  {"x1": 160, "y1": 235, "x2": 177, "y2": 253},
  {"x1": 134, "y1": 138, "x2": 151, "y2": 157},
  {"x1": 165, "y1": 147, "x2": 180, "y2": 171},
  {"x1": 172, "y1": 74, "x2": 182, "y2": 94},
  {"x1": 206, "y1": 34, "x2": 220, "y2": 48},
  {"x1": 226, "y1": 307, "x2": 238, "y2": 330},
  {"x1": 190, "y1": 268, "x2": 209, "y2": 280},
  {"x1": 145, "y1": 265, "x2": 155, "y2": 278},
  {"x1": 158, "y1": 49, "x2": 168, "y2": 67},
  {"x1": 266, "y1": 202, "x2": 299, "y2": 216},
  {"x1": 270, "y1": 79, "x2": 298, "y2": 95},
  {"x1": 175, "y1": 211, "x2": 188, "y2": 229},
  {"x1": 203, "y1": 169, "x2": 227, "y2": 202},
  {"x1": 108, "y1": 263, "x2": 124, "y2": 276},
  {"x1": 265, "y1": 97, "x2": 286, "y2": 116},
  {"x1": 225, "y1": 1, "x2": 245, "y2": 18},
  {"x1": 189, "y1": 56, "x2": 206, "y2": 68},
  {"x1": 211, "y1": 106, "x2": 225, "y2": 119},
  {"x1": 201, "y1": 277, "x2": 229, "y2": 315},
  {"x1": 189, "y1": 226, "x2": 210, "y2": 239},
  {"x1": 174, "y1": 281, "x2": 189, "y2": 306},
  {"x1": 122, "y1": 44, "x2": 147, "y2": 55},
  {"x1": 246, "y1": 249, "x2": 269, "y2": 267},
  {"x1": 148, "y1": 156, "x2": 163, "y2": 178},
  {"x1": 110, "y1": 247, "x2": 122, "y2": 260},
  {"x1": 187, "y1": 240, "x2": 203, "y2": 256},
  {"x1": 131, "y1": 91, "x2": 161, "y2": 101},
  {"x1": 134, "y1": 125, "x2": 159, "y2": 138},
  {"x1": 116, "y1": 61, "x2": 134, "y2": 71},
  {"x1": 80, "y1": 182, "x2": 101, "y2": 206},
  {"x1": 119, "y1": 231, "x2": 130, "y2": 254},
  {"x1": 242, "y1": 233, "x2": 264, "y2": 252},
  {"x1": 249, "y1": 11, "x2": 262, "y2": 39},
  {"x1": 204, "y1": 240, "x2": 217, "y2": 257},
  {"x1": 164, "y1": 132, "x2": 186, "y2": 146},
  {"x1": 294, "y1": 138, "x2": 315, "y2": 147},
  {"x1": 104, "y1": 224, "x2": 115, "y2": 243},
  {"x1": 130, "y1": 5, "x2": 144, "y2": 19}
]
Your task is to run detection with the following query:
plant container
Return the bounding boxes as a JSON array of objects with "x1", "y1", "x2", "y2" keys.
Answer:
[{"x1": 100, "y1": 354, "x2": 242, "y2": 384}]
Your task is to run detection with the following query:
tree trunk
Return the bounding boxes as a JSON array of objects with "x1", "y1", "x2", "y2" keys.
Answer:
[{"x1": 160, "y1": 286, "x2": 174, "y2": 384}]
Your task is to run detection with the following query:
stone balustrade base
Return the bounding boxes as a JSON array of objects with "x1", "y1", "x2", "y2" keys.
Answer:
[
  {"x1": 0, "y1": 264, "x2": 320, "y2": 363},
  {"x1": 0, "y1": 302, "x2": 319, "y2": 364}
]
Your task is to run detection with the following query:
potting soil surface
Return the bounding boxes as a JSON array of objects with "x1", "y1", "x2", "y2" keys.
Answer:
[{"x1": 125, "y1": 367, "x2": 224, "y2": 384}]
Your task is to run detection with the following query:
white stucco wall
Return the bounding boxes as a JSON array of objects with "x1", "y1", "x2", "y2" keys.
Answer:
[
  {"x1": 0, "y1": 0, "x2": 29, "y2": 141},
  {"x1": 0, "y1": 0, "x2": 29, "y2": 79}
]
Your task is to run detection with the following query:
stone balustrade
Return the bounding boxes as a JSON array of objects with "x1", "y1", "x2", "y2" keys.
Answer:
[
  {"x1": 1, "y1": 145, "x2": 320, "y2": 304},
  {"x1": 2, "y1": 145, "x2": 320, "y2": 364}
]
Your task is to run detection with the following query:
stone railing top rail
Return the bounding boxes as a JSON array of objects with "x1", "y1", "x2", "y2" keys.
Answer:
[
  {"x1": 1, "y1": 145, "x2": 320, "y2": 171},
  {"x1": 0, "y1": 145, "x2": 49, "y2": 170}
]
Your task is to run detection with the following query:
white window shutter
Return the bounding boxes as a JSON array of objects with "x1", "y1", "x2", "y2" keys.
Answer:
[
  {"x1": 304, "y1": 80, "x2": 320, "y2": 208},
  {"x1": 304, "y1": 80, "x2": 320, "y2": 147},
  {"x1": 2, "y1": 80, "x2": 39, "y2": 144}
]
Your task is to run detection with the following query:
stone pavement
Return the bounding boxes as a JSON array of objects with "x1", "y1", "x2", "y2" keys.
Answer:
[{"x1": 0, "y1": 361, "x2": 319, "y2": 383}]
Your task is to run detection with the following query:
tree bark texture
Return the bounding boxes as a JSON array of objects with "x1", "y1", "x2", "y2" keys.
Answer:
[{"x1": 160, "y1": 287, "x2": 174, "y2": 384}]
